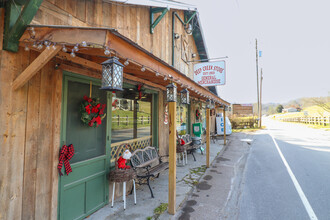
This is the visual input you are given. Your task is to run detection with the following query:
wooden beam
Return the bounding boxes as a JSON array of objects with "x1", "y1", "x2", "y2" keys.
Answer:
[
  {"x1": 168, "y1": 101, "x2": 177, "y2": 215},
  {"x1": 57, "y1": 51, "x2": 101, "y2": 71},
  {"x1": 124, "y1": 73, "x2": 166, "y2": 91},
  {"x1": 13, "y1": 46, "x2": 61, "y2": 90},
  {"x1": 19, "y1": 27, "x2": 229, "y2": 105},
  {"x1": 105, "y1": 31, "x2": 230, "y2": 106},
  {"x1": 56, "y1": 52, "x2": 166, "y2": 91},
  {"x1": 206, "y1": 108, "x2": 210, "y2": 168}
]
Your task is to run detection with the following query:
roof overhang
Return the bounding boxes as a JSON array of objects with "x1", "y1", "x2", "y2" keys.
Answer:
[
  {"x1": 19, "y1": 25, "x2": 230, "y2": 106},
  {"x1": 110, "y1": 0, "x2": 197, "y2": 11}
]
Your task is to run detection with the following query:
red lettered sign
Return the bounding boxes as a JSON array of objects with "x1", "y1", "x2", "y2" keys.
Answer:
[{"x1": 193, "y1": 61, "x2": 226, "y2": 86}]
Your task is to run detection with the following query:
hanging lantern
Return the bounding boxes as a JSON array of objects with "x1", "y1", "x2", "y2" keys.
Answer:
[
  {"x1": 100, "y1": 56, "x2": 124, "y2": 91},
  {"x1": 206, "y1": 99, "x2": 210, "y2": 109},
  {"x1": 180, "y1": 88, "x2": 189, "y2": 105},
  {"x1": 210, "y1": 100, "x2": 215, "y2": 109},
  {"x1": 166, "y1": 83, "x2": 177, "y2": 102}
]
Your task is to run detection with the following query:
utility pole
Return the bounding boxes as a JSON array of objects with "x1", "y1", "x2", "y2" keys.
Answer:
[
  {"x1": 255, "y1": 39, "x2": 260, "y2": 127},
  {"x1": 259, "y1": 68, "x2": 263, "y2": 127}
]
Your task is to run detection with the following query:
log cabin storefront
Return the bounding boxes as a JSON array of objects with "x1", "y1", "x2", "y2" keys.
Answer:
[{"x1": 0, "y1": 1, "x2": 230, "y2": 220}]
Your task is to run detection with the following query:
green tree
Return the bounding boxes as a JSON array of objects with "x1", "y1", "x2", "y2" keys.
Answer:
[{"x1": 276, "y1": 105, "x2": 284, "y2": 113}]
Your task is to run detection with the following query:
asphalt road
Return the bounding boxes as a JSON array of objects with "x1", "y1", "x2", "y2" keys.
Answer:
[
  {"x1": 176, "y1": 118, "x2": 330, "y2": 220},
  {"x1": 238, "y1": 118, "x2": 330, "y2": 220}
]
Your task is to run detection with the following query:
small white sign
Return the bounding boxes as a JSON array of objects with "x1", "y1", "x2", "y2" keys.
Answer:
[{"x1": 194, "y1": 61, "x2": 226, "y2": 86}]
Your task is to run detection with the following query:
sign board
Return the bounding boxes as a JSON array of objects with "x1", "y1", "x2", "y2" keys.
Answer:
[
  {"x1": 232, "y1": 104, "x2": 253, "y2": 116},
  {"x1": 216, "y1": 116, "x2": 232, "y2": 135},
  {"x1": 193, "y1": 61, "x2": 226, "y2": 86}
]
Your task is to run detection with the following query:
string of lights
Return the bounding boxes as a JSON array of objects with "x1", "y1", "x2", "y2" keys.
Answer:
[{"x1": 22, "y1": 27, "x2": 226, "y2": 106}]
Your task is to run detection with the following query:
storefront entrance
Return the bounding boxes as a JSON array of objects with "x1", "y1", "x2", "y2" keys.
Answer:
[{"x1": 58, "y1": 73, "x2": 111, "y2": 220}]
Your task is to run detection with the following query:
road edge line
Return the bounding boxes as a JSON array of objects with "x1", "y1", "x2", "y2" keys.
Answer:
[{"x1": 270, "y1": 133, "x2": 318, "y2": 220}]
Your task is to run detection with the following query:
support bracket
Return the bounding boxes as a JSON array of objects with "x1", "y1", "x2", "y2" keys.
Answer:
[
  {"x1": 3, "y1": 0, "x2": 43, "y2": 52},
  {"x1": 184, "y1": 11, "x2": 197, "y2": 25},
  {"x1": 150, "y1": 7, "x2": 168, "y2": 34}
]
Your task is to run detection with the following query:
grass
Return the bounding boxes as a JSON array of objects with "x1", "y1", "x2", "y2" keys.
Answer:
[
  {"x1": 146, "y1": 203, "x2": 168, "y2": 220},
  {"x1": 307, "y1": 124, "x2": 330, "y2": 130},
  {"x1": 273, "y1": 103, "x2": 330, "y2": 119},
  {"x1": 229, "y1": 116, "x2": 258, "y2": 129}
]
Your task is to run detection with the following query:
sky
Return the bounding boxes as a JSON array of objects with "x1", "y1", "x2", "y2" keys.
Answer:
[{"x1": 181, "y1": 0, "x2": 330, "y2": 104}]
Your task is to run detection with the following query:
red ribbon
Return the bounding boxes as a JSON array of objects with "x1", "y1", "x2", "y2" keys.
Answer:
[{"x1": 58, "y1": 144, "x2": 75, "y2": 176}]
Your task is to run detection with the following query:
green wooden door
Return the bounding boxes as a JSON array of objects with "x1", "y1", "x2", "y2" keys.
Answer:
[{"x1": 59, "y1": 74, "x2": 111, "y2": 220}]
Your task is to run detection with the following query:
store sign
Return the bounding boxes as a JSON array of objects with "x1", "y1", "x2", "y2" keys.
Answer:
[{"x1": 193, "y1": 61, "x2": 226, "y2": 86}]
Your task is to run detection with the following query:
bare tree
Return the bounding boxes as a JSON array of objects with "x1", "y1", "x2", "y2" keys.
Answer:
[{"x1": 313, "y1": 97, "x2": 330, "y2": 113}]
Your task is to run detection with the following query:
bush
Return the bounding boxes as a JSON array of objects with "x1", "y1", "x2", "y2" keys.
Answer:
[{"x1": 229, "y1": 117, "x2": 258, "y2": 129}]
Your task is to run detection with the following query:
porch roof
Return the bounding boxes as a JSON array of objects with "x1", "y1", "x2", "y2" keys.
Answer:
[{"x1": 19, "y1": 25, "x2": 230, "y2": 106}]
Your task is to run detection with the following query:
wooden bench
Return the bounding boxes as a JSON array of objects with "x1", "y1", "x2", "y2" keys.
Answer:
[{"x1": 130, "y1": 146, "x2": 169, "y2": 198}]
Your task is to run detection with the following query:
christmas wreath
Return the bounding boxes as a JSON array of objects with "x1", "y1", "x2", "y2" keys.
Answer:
[{"x1": 80, "y1": 95, "x2": 106, "y2": 127}]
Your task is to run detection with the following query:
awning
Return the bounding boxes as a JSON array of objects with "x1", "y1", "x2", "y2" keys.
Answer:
[
  {"x1": 18, "y1": 25, "x2": 230, "y2": 106},
  {"x1": 109, "y1": 0, "x2": 197, "y2": 11}
]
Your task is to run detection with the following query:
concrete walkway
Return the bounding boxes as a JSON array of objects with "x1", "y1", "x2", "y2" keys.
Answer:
[{"x1": 87, "y1": 138, "x2": 229, "y2": 220}]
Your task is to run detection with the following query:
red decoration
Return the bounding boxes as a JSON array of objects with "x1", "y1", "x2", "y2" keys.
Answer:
[
  {"x1": 180, "y1": 138, "x2": 185, "y2": 146},
  {"x1": 196, "y1": 109, "x2": 201, "y2": 120},
  {"x1": 137, "y1": 84, "x2": 143, "y2": 99},
  {"x1": 58, "y1": 144, "x2": 75, "y2": 176},
  {"x1": 80, "y1": 96, "x2": 107, "y2": 128},
  {"x1": 117, "y1": 156, "x2": 131, "y2": 170}
]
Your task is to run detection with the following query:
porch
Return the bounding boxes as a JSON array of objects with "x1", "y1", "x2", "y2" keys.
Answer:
[{"x1": 87, "y1": 139, "x2": 229, "y2": 219}]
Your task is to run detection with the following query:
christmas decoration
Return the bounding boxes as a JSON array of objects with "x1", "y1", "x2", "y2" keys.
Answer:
[
  {"x1": 196, "y1": 109, "x2": 201, "y2": 120},
  {"x1": 80, "y1": 95, "x2": 106, "y2": 127},
  {"x1": 116, "y1": 149, "x2": 132, "y2": 170},
  {"x1": 58, "y1": 144, "x2": 75, "y2": 176},
  {"x1": 137, "y1": 84, "x2": 143, "y2": 100},
  {"x1": 22, "y1": 29, "x2": 227, "y2": 107}
]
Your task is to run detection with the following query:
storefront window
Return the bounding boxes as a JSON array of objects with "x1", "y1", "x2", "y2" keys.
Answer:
[
  {"x1": 111, "y1": 88, "x2": 152, "y2": 143},
  {"x1": 177, "y1": 99, "x2": 188, "y2": 135}
]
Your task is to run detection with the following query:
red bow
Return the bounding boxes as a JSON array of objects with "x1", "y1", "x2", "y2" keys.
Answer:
[{"x1": 58, "y1": 144, "x2": 75, "y2": 176}]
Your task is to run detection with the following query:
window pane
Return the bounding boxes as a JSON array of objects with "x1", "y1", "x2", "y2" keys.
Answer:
[
  {"x1": 137, "y1": 100, "x2": 152, "y2": 138},
  {"x1": 111, "y1": 88, "x2": 152, "y2": 143},
  {"x1": 177, "y1": 103, "x2": 188, "y2": 135},
  {"x1": 66, "y1": 80, "x2": 107, "y2": 163}
]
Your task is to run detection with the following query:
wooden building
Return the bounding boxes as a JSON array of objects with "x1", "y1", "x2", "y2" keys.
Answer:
[{"x1": 0, "y1": 1, "x2": 229, "y2": 219}]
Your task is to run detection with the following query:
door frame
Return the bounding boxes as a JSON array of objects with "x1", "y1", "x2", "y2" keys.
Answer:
[{"x1": 57, "y1": 71, "x2": 112, "y2": 220}]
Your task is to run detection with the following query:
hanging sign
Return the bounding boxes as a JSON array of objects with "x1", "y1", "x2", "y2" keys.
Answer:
[{"x1": 193, "y1": 61, "x2": 226, "y2": 86}]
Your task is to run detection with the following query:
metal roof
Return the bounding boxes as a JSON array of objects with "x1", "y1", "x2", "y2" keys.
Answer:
[{"x1": 107, "y1": 0, "x2": 197, "y2": 11}]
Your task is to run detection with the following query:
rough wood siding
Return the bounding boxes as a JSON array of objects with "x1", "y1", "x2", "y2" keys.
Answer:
[
  {"x1": 0, "y1": 49, "x2": 61, "y2": 220},
  {"x1": 32, "y1": 0, "x2": 200, "y2": 74},
  {"x1": 0, "y1": 49, "x2": 29, "y2": 220}
]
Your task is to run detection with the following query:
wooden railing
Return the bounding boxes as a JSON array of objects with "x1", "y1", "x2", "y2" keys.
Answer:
[
  {"x1": 280, "y1": 116, "x2": 330, "y2": 126},
  {"x1": 110, "y1": 135, "x2": 152, "y2": 163}
]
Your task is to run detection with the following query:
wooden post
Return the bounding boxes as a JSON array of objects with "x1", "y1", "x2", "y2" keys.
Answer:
[
  {"x1": 168, "y1": 101, "x2": 177, "y2": 215},
  {"x1": 133, "y1": 100, "x2": 138, "y2": 139},
  {"x1": 223, "y1": 107, "x2": 226, "y2": 145},
  {"x1": 259, "y1": 69, "x2": 263, "y2": 127},
  {"x1": 206, "y1": 108, "x2": 210, "y2": 168}
]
